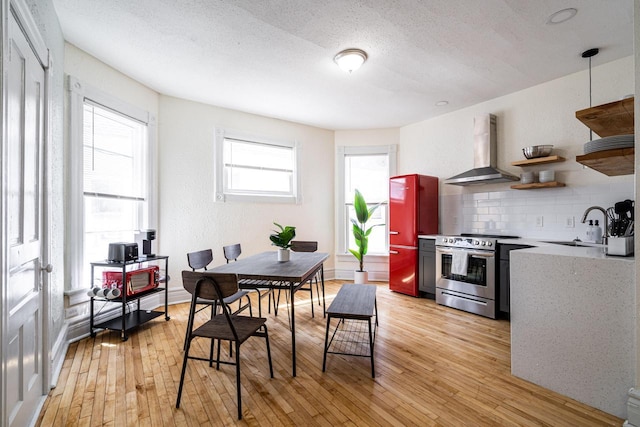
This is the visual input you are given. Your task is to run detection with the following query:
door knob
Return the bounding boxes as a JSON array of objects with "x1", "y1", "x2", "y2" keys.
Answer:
[{"x1": 41, "y1": 264, "x2": 53, "y2": 273}]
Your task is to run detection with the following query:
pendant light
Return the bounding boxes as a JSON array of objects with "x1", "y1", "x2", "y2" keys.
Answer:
[{"x1": 581, "y1": 48, "x2": 599, "y2": 141}]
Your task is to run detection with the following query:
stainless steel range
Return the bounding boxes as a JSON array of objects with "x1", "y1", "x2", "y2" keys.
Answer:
[{"x1": 435, "y1": 234, "x2": 517, "y2": 319}]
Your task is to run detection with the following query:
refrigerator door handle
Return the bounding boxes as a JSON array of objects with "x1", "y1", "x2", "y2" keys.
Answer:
[
  {"x1": 389, "y1": 231, "x2": 399, "y2": 235},
  {"x1": 389, "y1": 250, "x2": 399, "y2": 255}
]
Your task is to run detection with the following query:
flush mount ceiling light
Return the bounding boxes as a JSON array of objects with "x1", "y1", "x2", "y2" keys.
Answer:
[
  {"x1": 333, "y1": 48, "x2": 368, "y2": 73},
  {"x1": 435, "y1": 100, "x2": 449, "y2": 107},
  {"x1": 546, "y1": 8, "x2": 578, "y2": 25}
]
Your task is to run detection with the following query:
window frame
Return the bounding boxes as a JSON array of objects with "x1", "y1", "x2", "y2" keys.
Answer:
[
  {"x1": 66, "y1": 75, "x2": 157, "y2": 294},
  {"x1": 336, "y1": 145, "x2": 397, "y2": 259},
  {"x1": 214, "y1": 128, "x2": 302, "y2": 204}
]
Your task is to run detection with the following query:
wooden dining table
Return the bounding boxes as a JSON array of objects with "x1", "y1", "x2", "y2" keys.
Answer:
[{"x1": 209, "y1": 250, "x2": 329, "y2": 376}]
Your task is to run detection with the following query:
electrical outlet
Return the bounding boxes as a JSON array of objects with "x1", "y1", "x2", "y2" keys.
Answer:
[
  {"x1": 565, "y1": 216, "x2": 575, "y2": 228},
  {"x1": 535, "y1": 216, "x2": 544, "y2": 227}
]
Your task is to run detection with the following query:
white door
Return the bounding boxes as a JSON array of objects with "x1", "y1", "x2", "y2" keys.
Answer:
[{"x1": 5, "y1": 10, "x2": 47, "y2": 427}]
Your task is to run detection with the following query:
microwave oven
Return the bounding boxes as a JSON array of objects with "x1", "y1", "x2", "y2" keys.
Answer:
[{"x1": 102, "y1": 266, "x2": 159, "y2": 297}]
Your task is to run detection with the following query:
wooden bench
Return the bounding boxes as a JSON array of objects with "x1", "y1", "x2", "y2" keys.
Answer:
[{"x1": 322, "y1": 283, "x2": 378, "y2": 378}]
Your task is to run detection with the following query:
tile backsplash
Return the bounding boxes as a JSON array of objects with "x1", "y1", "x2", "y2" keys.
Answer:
[{"x1": 440, "y1": 181, "x2": 634, "y2": 241}]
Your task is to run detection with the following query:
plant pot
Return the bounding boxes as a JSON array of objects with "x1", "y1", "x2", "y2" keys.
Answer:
[
  {"x1": 354, "y1": 270, "x2": 368, "y2": 284},
  {"x1": 277, "y1": 248, "x2": 290, "y2": 262}
]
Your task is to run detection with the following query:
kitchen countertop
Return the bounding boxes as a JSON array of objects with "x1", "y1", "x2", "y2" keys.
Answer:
[
  {"x1": 499, "y1": 238, "x2": 634, "y2": 261},
  {"x1": 417, "y1": 235, "x2": 438, "y2": 239},
  {"x1": 509, "y1": 238, "x2": 635, "y2": 418}
]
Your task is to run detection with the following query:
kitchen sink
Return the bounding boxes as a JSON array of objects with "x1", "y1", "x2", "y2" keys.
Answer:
[{"x1": 542, "y1": 240, "x2": 598, "y2": 247}]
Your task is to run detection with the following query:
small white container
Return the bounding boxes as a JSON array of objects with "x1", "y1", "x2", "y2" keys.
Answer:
[
  {"x1": 539, "y1": 170, "x2": 555, "y2": 183},
  {"x1": 520, "y1": 171, "x2": 535, "y2": 184},
  {"x1": 607, "y1": 236, "x2": 634, "y2": 256}
]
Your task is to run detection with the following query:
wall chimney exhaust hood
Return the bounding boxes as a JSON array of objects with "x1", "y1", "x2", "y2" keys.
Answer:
[{"x1": 444, "y1": 114, "x2": 519, "y2": 186}]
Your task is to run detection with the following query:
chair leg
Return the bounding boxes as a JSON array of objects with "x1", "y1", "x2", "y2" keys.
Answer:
[
  {"x1": 247, "y1": 295, "x2": 253, "y2": 317},
  {"x1": 264, "y1": 325, "x2": 274, "y2": 378},
  {"x1": 235, "y1": 341, "x2": 242, "y2": 420},
  {"x1": 209, "y1": 338, "x2": 215, "y2": 368},
  {"x1": 216, "y1": 339, "x2": 222, "y2": 370},
  {"x1": 309, "y1": 279, "x2": 315, "y2": 318},
  {"x1": 176, "y1": 337, "x2": 191, "y2": 408}
]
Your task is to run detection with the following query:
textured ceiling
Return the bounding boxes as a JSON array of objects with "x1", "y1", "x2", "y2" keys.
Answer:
[{"x1": 52, "y1": 0, "x2": 634, "y2": 130}]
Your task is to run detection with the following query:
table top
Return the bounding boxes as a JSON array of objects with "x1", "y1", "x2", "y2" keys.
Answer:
[
  {"x1": 327, "y1": 284, "x2": 377, "y2": 318},
  {"x1": 209, "y1": 251, "x2": 329, "y2": 282}
]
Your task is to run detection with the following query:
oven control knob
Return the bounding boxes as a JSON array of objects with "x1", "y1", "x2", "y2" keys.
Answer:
[
  {"x1": 487, "y1": 242, "x2": 493, "y2": 247},
  {"x1": 481, "y1": 241, "x2": 486, "y2": 246},
  {"x1": 474, "y1": 240, "x2": 479, "y2": 245}
]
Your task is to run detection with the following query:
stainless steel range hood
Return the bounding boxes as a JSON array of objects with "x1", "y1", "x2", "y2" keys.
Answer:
[{"x1": 444, "y1": 114, "x2": 519, "y2": 186}]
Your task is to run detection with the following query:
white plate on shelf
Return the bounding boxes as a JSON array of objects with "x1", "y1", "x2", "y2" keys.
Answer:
[{"x1": 584, "y1": 134, "x2": 634, "y2": 154}]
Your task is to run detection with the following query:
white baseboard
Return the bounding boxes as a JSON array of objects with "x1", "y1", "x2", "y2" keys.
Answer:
[
  {"x1": 333, "y1": 268, "x2": 388, "y2": 282},
  {"x1": 49, "y1": 322, "x2": 69, "y2": 387}
]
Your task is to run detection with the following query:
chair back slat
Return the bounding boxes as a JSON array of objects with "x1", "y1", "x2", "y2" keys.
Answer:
[
  {"x1": 290, "y1": 240, "x2": 318, "y2": 253},
  {"x1": 187, "y1": 249, "x2": 214, "y2": 270},
  {"x1": 182, "y1": 271, "x2": 239, "y2": 301},
  {"x1": 223, "y1": 243, "x2": 242, "y2": 263}
]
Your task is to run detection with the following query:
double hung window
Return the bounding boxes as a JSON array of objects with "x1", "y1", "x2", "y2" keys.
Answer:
[
  {"x1": 214, "y1": 129, "x2": 300, "y2": 203},
  {"x1": 337, "y1": 145, "x2": 397, "y2": 256},
  {"x1": 68, "y1": 76, "x2": 156, "y2": 291}
]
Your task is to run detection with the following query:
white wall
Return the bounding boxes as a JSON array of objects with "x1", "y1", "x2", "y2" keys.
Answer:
[
  {"x1": 398, "y1": 56, "x2": 635, "y2": 241},
  {"x1": 158, "y1": 95, "x2": 335, "y2": 298}
]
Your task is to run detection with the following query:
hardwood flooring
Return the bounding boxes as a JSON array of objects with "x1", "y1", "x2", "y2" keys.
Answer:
[{"x1": 36, "y1": 281, "x2": 623, "y2": 426}]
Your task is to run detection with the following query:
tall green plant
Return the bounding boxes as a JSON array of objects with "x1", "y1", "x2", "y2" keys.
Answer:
[
  {"x1": 349, "y1": 189, "x2": 382, "y2": 272},
  {"x1": 269, "y1": 222, "x2": 296, "y2": 249}
]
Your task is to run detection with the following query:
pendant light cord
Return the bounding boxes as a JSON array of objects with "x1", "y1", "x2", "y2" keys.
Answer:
[
  {"x1": 589, "y1": 57, "x2": 593, "y2": 141},
  {"x1": 581, "y1": 48, "x2": 599, "y2": 142}
]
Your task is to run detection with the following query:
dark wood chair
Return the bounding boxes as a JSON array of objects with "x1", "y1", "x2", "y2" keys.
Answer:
[
  {"x1": 176, "y1": 271, "x2": 273, "y2": 420},
  {"x1": 223, "y1": 243, "x2": 276, "y2": 317},
  {"x1": 183, "y1": 249, "x2": 252, "y2": 350},
  {"x1": 289, "y1": 240, "x2": 325, "y2": 318}
]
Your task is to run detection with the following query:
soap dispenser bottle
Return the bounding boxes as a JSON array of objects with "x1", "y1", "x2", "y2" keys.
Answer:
[
  {"x1": 593, "y1": 220, "x2": 603, "y2": 244},
  {"x1": 586, "y1": 220, "x2": 594, "y2": 242}
]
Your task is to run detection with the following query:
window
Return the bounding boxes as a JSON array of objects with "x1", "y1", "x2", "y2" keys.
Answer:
[
  {"x1": 337, "y1": 145, "x2": 397, "y2": 256},
  {"x1": 214, "y1": 129, "x2": 300, "y2": 203},
  {"x1": 67, "y1": 76, "x2": 156, "y2": 292}
]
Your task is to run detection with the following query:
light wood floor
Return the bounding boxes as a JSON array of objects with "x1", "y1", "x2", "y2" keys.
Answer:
[{"x1": 37, "y1": 280, "x2": 623, "y2": 426}]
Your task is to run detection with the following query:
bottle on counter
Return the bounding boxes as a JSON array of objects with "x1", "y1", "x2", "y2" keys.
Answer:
[
  {"x1": 593, "y1": 220, "x2": 603, "y2": 244},
  {"x1": 586, "y1": 220, "x2": 594, "y2": 242}
]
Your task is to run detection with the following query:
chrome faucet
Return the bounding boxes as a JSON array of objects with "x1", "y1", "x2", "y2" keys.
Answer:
[{"x1": 581, "y1": 206, "x2": 608, "y2": 244}]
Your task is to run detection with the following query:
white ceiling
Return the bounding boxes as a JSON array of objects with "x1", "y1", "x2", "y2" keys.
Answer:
[{"x1": 51, "y1": 0, "x2": 634, "y2": 130}]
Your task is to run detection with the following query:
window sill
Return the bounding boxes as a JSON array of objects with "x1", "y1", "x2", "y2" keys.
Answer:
[
  {"x1": 336, "y1": 253, "x2": 389, "y2": 263},
  {"x1": 64, "y1": 287, "x2": 91, "y2": 306},
  {"x1": 215, "y1": 192, "x2": 300, "y2": 204}
]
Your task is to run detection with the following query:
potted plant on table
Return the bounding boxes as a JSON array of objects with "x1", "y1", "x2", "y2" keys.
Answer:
[
  {"x1": 349, "y1": 189, "x2": 382, "y2": 284},
  {"x1": 270, "y1": 222, "x2": 296, "y2": 262}
]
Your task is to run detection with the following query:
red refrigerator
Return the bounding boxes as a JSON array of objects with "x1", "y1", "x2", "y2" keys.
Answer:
[{"x1": 389, "y1": 174, "x2": 438, "y2": 296}]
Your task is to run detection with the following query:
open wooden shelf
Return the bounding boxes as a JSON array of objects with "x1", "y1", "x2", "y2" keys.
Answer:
[
  {"x1": 575, "y1": 97, "x2": 634, "y2": 138},
  {"x1": 510, "y1": 181, "x2": 566, "y2": 190},
  {"x1": 511, "y1": 155, "x2": 565, "y2": 167},
  {"x1": 575, "y1": 147, "x2": 634, "y2": 176}
]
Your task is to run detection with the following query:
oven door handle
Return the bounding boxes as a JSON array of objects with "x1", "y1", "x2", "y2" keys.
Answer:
[{"x1": 436, "y1": 247, "x2": 494, "y2": 258}]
